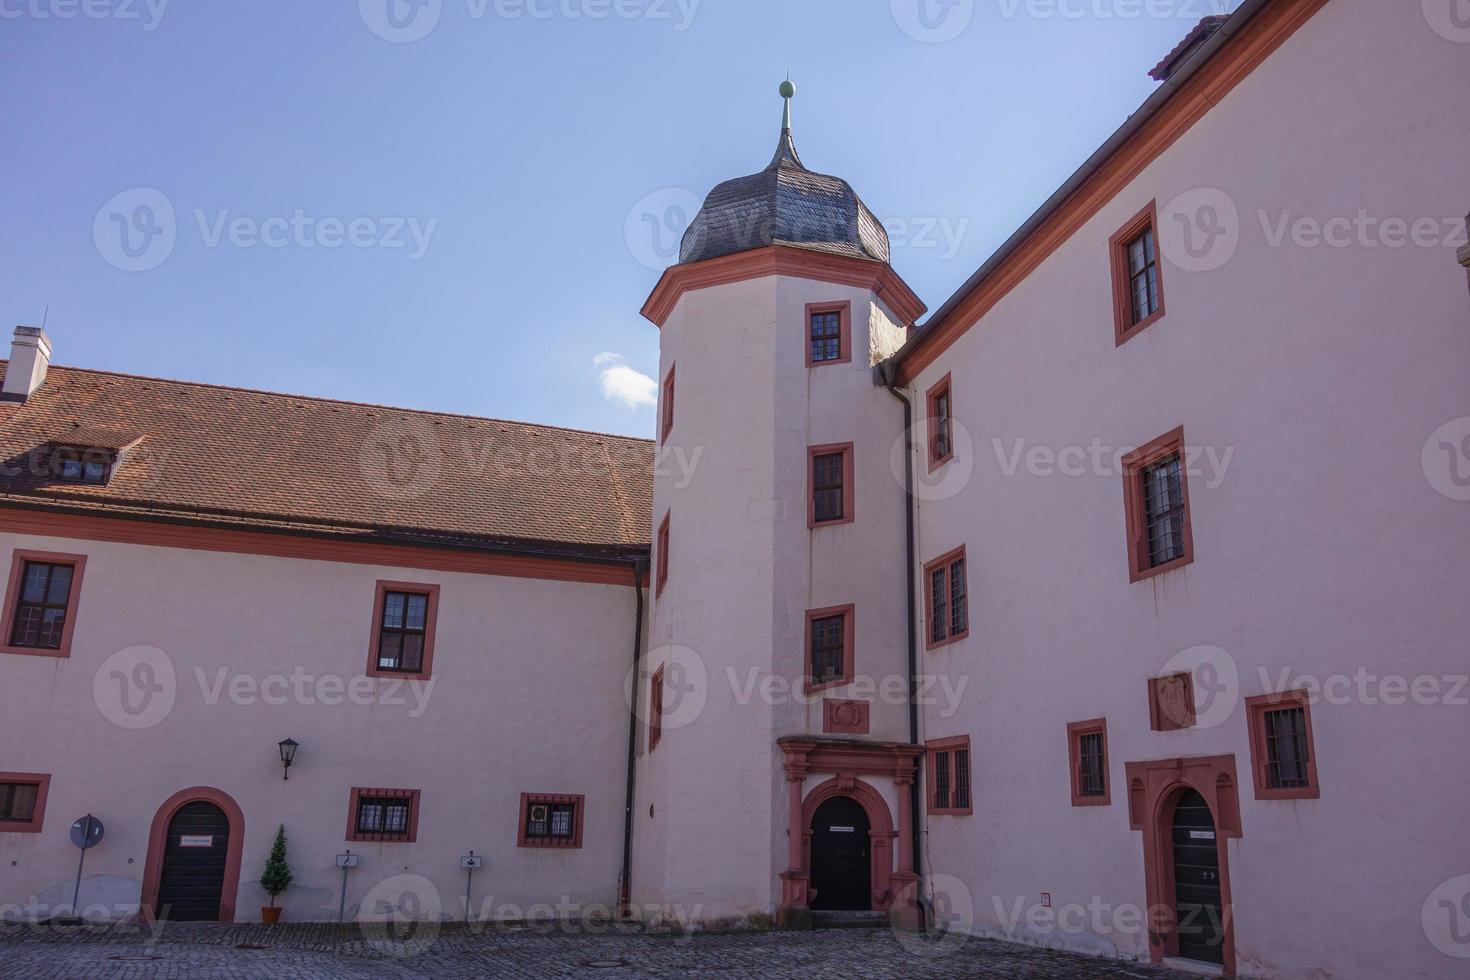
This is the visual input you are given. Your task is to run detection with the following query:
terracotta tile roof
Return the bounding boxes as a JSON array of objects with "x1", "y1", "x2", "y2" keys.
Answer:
[
  {"x1": 1149, "y1": 15, "x2": 1228, "y2": 81},
  {"x1": 0, "y1": 361, "x2": 654, "y2": 560}
]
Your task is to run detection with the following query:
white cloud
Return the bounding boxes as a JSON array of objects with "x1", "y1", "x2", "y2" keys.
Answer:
[{"x1": 595, "y1": 352, "x2": 657, "y2": 411}]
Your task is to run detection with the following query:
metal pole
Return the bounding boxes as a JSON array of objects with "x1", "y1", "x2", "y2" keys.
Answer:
[
  {"x1": 465, "y1": 852, "x2": 475, "y2": 924},
  {"x1": 338, "y1": 851, "x2": 350, "y2": 923},
  {"x1": 70, "y1": 815, "x2": 93, "y2": 916}
]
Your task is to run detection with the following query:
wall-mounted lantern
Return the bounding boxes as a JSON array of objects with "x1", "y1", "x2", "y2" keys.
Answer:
[{"x1": 278, "y1": 738, "x2": 299, "y2": 780}]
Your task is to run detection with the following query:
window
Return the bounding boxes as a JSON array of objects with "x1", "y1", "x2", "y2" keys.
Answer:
[
  {"x1": 1121, "y1": 427, "x2": 1194, "y2": 582},
  {"x1": 346, "y1": 787, "x2": 420, "y2": 843},
  {"x1": 660, "y1": 365, "x2": 675, "y2": 443},
  {"x1": 923, "y1": 546, "x2": 968, "y2": 649},
  {"x1": 656, "y1": 512, "x2": 670, "y2": 597},
  {"x1": 1109, "y1": 201, "x2": 1166, "y2": 345},
  {"x1": 366, "y1": 581, "x2": 439, "y2": 680},
  {"x1": 1, "y1": 550, "x2": 86, "y2": 658},
  {"x1": 926, "y1": 374, "x2": 954, "y2": 469},
  {"x1": 1068, "y1": 719, "x2": 1110, "y2": 806},
  {"x1": 648, "y1": 665, "x2": 665, "y2": 751},
  {"x1": 926, "y1": 736, "x2": 972, "y2": 814},
  {"x1": 1246, "y1": 691, "x2": 1319, "y2": 800},
  {"x1": 1149, "y1": 673, "x2": 1196, "y2": 731},
  {"x1": 805, "y1": 302, "x2": 851, "y2": 366},
  {"x1": 518, "y1": 793, "x2": 584, "y2": 848},
  {"x1": 808, "y1": 443, "x2": 854, "y2": 527},
  {"x1": 0, "y1": 773, "x2": 50, "y2": 833},
  {"x1": 804, "y1": 604, "x2": 855, "y2": 692},
  {"x1": 52, "y1": 446, "x2": 112, "y2": 484}
]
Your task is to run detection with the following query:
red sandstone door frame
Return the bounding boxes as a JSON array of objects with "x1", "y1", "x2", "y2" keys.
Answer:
[
  {"x1": 1125, "y1": 756, "x2": 1241, "y2": 975},
  {"x1": 140, "y1": 786, "x2": 246, "y2": 923}
]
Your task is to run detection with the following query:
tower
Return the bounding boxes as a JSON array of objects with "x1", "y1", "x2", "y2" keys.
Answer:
[{"x1": 633, "y1": 83, "x2": 927, "y2": 928}]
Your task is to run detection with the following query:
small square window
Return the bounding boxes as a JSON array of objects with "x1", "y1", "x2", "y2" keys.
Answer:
[
  {"x1": 366, "y1": 581, "x2": 439, "y2": 679},
  {"x1": 518, "y1": 793, "x2": 584, "y2": 848},
  {"x1": 1110, "y1": 201, "x2": 1166, "y2": 345},
  {"x1": 926, "y1": 374, "x2": 954, "y2": 469},
  {"x1": 2, "y1": 551, "x2": 87, "y2": 658},
  {"x1": 805, "y1": 302, "x2": 851, "y2": 366},
  {"x1": 1067, "y1": 719, "x2": 1110, "y2": 806},
  {"x1": 1121, "y1": 428, "x2": 1194, "y2": 583},
  {"x1": 346, "y1": 787, "x2": 420, "y2": 843},
  {"x1": 1246, "y1": 691, "x2": 1320, "y2": 800},
  {"x1": 53, "y1": 446, "x2": 113, "y2": 484},
  {"x1": 926, "y1": 736, "x2": 972, "y2": 815},
  {"x1": 924, "y1": 546, "x2": 969, "y2": 649},
  {"x1": 0, "y1": 773, "x2": 50, "y2": 833},
  {"x1": 808, "y1": 444, "x2": 855, "y2": 527},
  {"x1": 804, "y1": 604, "x2": 854, "y2": 692}
]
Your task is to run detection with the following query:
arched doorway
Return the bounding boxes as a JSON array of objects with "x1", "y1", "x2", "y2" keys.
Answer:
[
  {"x1": 1168, "y1": 788, "x2": 1225, "y2": 966},
  {"x1": 141, "y1": 787, "x2": 244, "y2": 923},
  {"x1": 808, "y1": 796, "x2": 871, "y2": 911}
]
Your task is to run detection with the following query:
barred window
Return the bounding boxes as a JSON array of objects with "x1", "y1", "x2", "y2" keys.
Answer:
[
  {"x1": 926, "y1": 549, "x2": 968, "y2": 647},
  {"x1": 1077, "y1": 733, "x2": 1106, "y2": 797},
  {"x1": 810, "y1": 614, "x2": 845, "y2": 685},
  {"x1": 349, "y1": 788, "x2": 418, "y2": 843},
  {"x1": 1126, "y1": 226, "x2": 1160, "y2": 326},
  {"x1": 9, "y1": 561, "x2": 75, "y2": 650},
  {"x1": 927, "y1": 377, "x2": 953, "y2": 465},
  {"x1": 1141, "y1": 454, "x2": 1186, "y2": 568},
  {"x1": 933, "y1": 751, "x2": 951, "y2": 809},
  {"x1": 954, "y1": 747, "x2": 971, "y2": 809},
  {"x1": 1262, "y1": 706, "x2": 1311, "y2": 788},
  {"x1": 927, "y1": 736, "x2": 972, "y2": 814},
  {"x1": 519, "y1": 794, "x2": 584, "y2": 848},
  {"x1": 1246, "y1": 691, "x2": 1319, "y2": 800},
  {"x1": 376, "y1": 591, "x2": 429, "y2": 673}
]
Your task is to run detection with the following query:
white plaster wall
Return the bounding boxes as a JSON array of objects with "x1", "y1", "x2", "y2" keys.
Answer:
[
  {"x1": 0, "y1": 531, "x2": 637, "y2": 924},
  {"x1": 909, "y1": 2, "x2": 1469, "y2": 977}
]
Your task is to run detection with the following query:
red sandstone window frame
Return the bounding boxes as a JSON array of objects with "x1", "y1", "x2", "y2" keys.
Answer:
[
  {"x1": 805, "y1": 301, "x2": 852, "y2": 367},
  {"x1": 518, "y1": 792, "x2": 585, "y2": 849},
  {"x1": 1121, "y1": 426, "x2": 1194, "y2": 583},
  {"x1": 660, "y1": 365, "x2": 675, "y2": 443},
  {"x1": 925, "y1": 735, "x2": 972, "y2": 815},
  {"x1": 1245, "y1": 690, "x2": 1320, "y2": 801},
  {"x1": 925, "y1": 373, "x2": 954, "y2": 471},
  {"x1": 648, "y1": 664, "x2": 665, "y2": 751},
  {"x1": 345, "y1": 787, "x2": 421, "y2": 843},
  {"x1": 1148, "y1": 672, "x2": 1197, "y2": 731},
  {"x1": 804, "y1": 603, "x2": 856, "y2": 694},
  {"x1": 0, "y1": 550, "x2": 88, "y2": 658},
  {"x1": 1067, "y1": 718, "x2": 1111, "y2": 806},
  {"x1": 365, "y1": 580, "x2": 440, "y2": 681},
  {"x1": 807, "y1": 443, "x2": 855, "y2": 528},
  {"x1": 1109, "y1": 200, "x2": 1166, "y2": 346},
  {"x1": 0, "y1": 771, "x2": 51, "y2": 833},
  {"x1": 923, "y1": 546, "x2": 969, "y2": 650},
  {"x1": 655, "y1": 512, "x2": 670, "y2": 597}
]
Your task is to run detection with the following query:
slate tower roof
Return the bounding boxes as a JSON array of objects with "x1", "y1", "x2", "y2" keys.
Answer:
[{"x1": 678, "y1": 82, "x2": 890, "y2": 266}]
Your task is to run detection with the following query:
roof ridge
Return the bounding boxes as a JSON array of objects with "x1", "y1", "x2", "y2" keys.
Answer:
[{"x1": 2, "y1": 359, "x2": 654, "y2": 446}]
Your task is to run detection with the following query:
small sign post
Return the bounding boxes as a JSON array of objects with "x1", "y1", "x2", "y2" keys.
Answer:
[
  {"x1": 335, "y1": 850, "x2": 358, "y2": 922},
  {"x1": 68, "y1": 814, "x2": 105, "y2": 918},
  {"x1": 461, "y1": 851, "x2": 482, "y2": 922}
]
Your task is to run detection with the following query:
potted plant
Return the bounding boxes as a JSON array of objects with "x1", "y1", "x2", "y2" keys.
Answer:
[{"x1": 259, "y1": 824, "x2": 292, "y2": 924}]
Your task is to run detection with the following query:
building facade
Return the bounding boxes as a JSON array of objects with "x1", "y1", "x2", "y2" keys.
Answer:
[{"x1": 2, "y1": 1, "x2": 1466, "y2": 977}]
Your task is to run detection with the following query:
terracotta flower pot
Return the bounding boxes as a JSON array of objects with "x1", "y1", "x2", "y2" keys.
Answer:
[{"x1": 261, "y1": 906, "x2": 282, "y2": 924}]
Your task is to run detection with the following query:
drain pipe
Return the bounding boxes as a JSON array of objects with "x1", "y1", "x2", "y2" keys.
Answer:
[
  {"x1": 618, "y1": 558, "x2": 648, "y2": 919},
  {"x1": 880, "y1": 362, "x2": 928, "y2": 929}
]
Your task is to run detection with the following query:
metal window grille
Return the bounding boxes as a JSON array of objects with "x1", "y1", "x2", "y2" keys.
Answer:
[
  {"x1": 377, "y1": 591, "x2": 429, "y2": 672},
  {"x1": 9, "y1": 561, "x2": 73, "y2": 649},
  {"x1": 0, "y1": 782, "x2": 38, "y2": 823},
  {"x1": 1126, "y1": 227, "x2": 1160, "y2": 324},
  {"x1": 930, "y1": 567, "x2": 948, "y2": 643},
  {"x1": 954, "y1": 749, "x2": 970, "y2": 809},
  {"x1": 948, "y1": 558, "x2": 968, "y2": 637},
  {"x1": 1141, "y1": 454, "x2": 1185, "y2": 567},
  {"x1": 810, "y1": 311, "x2": 842, "y2": 362},
  {"x1": 933, "y1": 751, "x2": 951, "y2": 809},
  {"x1": 1263, "y1": 707, "x2": 1311, "y2": 788},
  {"x1": 812, "y1": 453, "x2": 845, "y2": 522},
  {"x1": 1077, "y1": 732, "x2": 1106, "y2": 797},
  {"x1": 355, "y1": 791, "x2": 414, "y2": 842},
  {"x1": 525, "y1": 801, "x2": 578, "y2": 844},
  {"x1": 810, "y1": 614, "x2": 845, "y2": 684},
  {"x1": 933, "y1": 390, "x2": 952, "y2": 459}
]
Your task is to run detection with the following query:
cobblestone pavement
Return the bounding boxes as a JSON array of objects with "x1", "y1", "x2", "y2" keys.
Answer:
[{"x1": 1, "y1": 922, "x2": 1203, "y2": 979}]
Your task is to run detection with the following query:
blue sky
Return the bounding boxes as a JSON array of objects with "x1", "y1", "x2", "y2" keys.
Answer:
[{"x1": 1, "y1": 0, "x2": 1236, "y2": 438}]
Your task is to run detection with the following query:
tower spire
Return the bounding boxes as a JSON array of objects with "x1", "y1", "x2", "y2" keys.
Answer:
[{"x1": 769, "y1": 78, "x2": 802, "y2": 169}]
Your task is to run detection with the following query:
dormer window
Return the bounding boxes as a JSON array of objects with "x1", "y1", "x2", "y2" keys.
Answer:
[{"x1": 52, "y1": 446, "x2": 113, "y2": 484}]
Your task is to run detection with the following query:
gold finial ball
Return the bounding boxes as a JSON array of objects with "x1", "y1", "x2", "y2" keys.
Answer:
[{"x1": 779, "y1": 79, "x2": 796, "y2": 100}]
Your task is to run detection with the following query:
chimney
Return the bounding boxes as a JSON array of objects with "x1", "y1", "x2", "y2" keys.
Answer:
[
  {"x1": 1150, "y1": 15, "x2": 1228, "y2": 83},
  {"x1": 2, "y1": 326, "x2": 53, "y2": 403}
]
